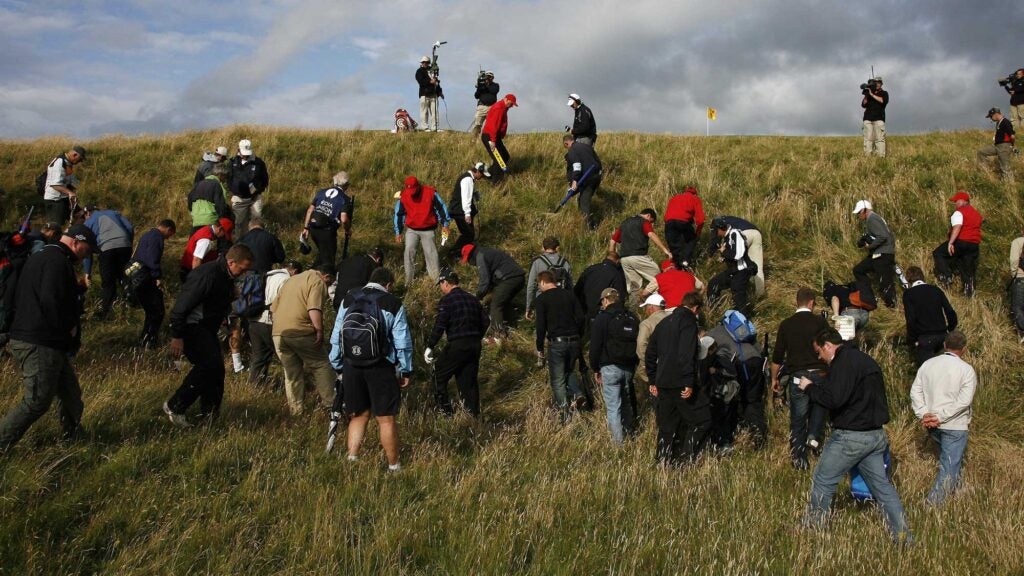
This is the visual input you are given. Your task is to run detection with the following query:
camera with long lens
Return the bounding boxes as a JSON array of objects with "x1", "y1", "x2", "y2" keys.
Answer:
[
  {"x1": 860, "y1": 78, "x2": 879, "y2": 94},
  {"x1": 856, "y1": 233, "x2": 877, "y2": 249},
  {"x1": 477, "y1": 71, "x2": 488, "y2": 88}
]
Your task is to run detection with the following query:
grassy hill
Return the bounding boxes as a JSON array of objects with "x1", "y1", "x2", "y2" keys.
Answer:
[{"x1": 1, "y1": 128, "x2": 1023, "y2": 574}]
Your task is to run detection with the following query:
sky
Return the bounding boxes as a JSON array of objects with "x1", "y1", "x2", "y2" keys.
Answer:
[{"x1": 1, "y1": 0, "x2": 1023, "y2": 139}]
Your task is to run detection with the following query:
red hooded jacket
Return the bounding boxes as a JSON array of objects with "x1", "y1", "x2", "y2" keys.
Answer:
[{"x1": 482, "y1": 100, "x2": 511, "y2": 142}]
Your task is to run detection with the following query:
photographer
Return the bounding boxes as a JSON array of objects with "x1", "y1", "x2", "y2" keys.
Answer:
[
  {"x1": 861, "y1": 77, "x2": 888, "y2": 157},
  {"x1": 851, "y1": 200, "x2": 896, "y2": 308},
  {"x1": 978, "y1": 107, "x2": 1015, "y2": 182},
  {"x1": 471, "y1": 71, "x2": 499, "y2": 136},
  {"x1": 567, "y1": 93, "x2": 597, "y2": 145},
  {"x1": 1000, "y1": 68, "x2": 1024, "y2": 128}
]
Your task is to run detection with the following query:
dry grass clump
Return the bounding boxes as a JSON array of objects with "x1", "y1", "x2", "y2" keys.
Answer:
[{"x1": 1, "y1": 128, "x2": 1023, "y2": 573}]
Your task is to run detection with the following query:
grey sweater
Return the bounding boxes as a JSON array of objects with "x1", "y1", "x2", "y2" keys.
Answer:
[{"x1": 864, "y1": 212, "x2": 895, "y2": 255}]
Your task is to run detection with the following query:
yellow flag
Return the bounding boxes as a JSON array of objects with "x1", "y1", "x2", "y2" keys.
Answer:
[{"x1": 707, "y1": 107, "x2": 717, "y2": 120}]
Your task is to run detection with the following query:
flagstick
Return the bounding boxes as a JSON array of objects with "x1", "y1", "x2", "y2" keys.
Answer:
[{"x1": 706, "y1": 113, "x2": 709, "y2": 137}]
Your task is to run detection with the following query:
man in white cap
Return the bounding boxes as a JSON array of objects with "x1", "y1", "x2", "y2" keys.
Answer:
[
  {"x1": 228, "y1": 139, "x2": 270, "y2": 232},
  {"x1": 415, "y1": 56, "x2": 442, "y2": 131},
  {"x1": 567, "y1": 93, "x2": 597, "y2": 146},
  {"x1": 851, "y1": 199, "x2": 896, "y2": 308},
  {"x1": 635, "y1": 292, "x2": 669, "y2": 403},
  {"x1": 194, "y1": 145, "x2": 228, "y2": 184},
  {"x1": 471, "y1": 71, "x2": 499, "y2": 136}
]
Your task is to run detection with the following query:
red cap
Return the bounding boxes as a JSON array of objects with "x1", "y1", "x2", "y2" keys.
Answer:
[
  {"x1": 949, "y1": 191, "x2": 971, "y2": 203},
  {"x1": 660, "y1": 259, "x2": 676, "y2": 272},
  {"x1": 404, "y1": 176, "x2": 419, "y2": 188},
  {"x1": 505, "y1": 94, "x2": 518, "y2": 107},
  {"x1": 460, "y1": 243, "x2": 475, "y2": 263},
  {"x1": 218, "y1": 217, "x2": 235, "y2": 240},
  {"x1": 684, "y1": 186, "x2": 698, "y2": 195}
]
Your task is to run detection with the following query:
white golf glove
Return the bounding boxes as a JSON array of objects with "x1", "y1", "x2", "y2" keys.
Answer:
[{"x1": 424, "y1": 348, "x2": 435, "y2": 364}]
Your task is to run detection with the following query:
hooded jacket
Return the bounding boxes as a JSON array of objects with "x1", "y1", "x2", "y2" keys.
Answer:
[{"x1": 394, "y1": 177, "x2": 450, "y2": 233}]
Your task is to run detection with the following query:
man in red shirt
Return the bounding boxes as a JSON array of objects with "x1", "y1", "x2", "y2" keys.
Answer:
[
  {"x1": 664, "y1": 186, "x2": 706, "y2": 268},
  {"x1": 393, "y1": 176, "x2": 450, "y2": 286},
  {"x1": 647, "y1": 260, "x2": 704, "y2": 309},
  {"x1": 933, "y1": 191, "x2": 983, "y2": 297},
  {"x1": 179, "y1": 217, "x2": 233, "y2": 283},
  {"x1": 481, "y1": 94, "x2": 518, "y2": 178}
]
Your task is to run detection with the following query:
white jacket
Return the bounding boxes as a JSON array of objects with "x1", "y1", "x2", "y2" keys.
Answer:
[{"x1": 910, "y1": 352, "x2": 977, "y2": 430}]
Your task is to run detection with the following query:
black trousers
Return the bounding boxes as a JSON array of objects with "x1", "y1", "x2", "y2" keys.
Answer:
[
  {"x1": 248, "y1": 321, "x2": 276, "y2": 385},
  {"x1": 167, "y1": 324, "x2": 225, "y2": 417},
  {"x1": 451, "y1": 216, "x2": 475, "y2": 258},
  {"x1": 709, "y1": 264, "x2": 756, "y2": 316},
  {"x1": 665, "y1": 219, "x2": 698, "y2": 266},
  {"x1": 489, "y1": 275, "x2": 525, "y2": 335},
  {"x1": 576, "y1": 178, "x2": 601, "y2": 230},
  {"x1": 432, "y1": 338, "x2": 482, "y2": 415},
  {"x1": 933, "y1": 241, "x2": 980, "y2": 286},
  {"x1": 97, "y1": 247, "x2": 132, "y2": 315},
  {"x1": 309, "y1": 226, "x2": 338, "y2": 270},
  {"x1": 655, "y1": 386, "x2": 711, "y2": 465},
  {"x1": 913, "y1": 333, "x2": 946, "y2": 367},
  {"x1": 43, "y1": 198, "x2": 71, "y2": 226},
  {"x1": 853, "y1": 252, "x2": 896, "y2": 307},
  {"x1": 136, "y1": 280, "x2": 165, "y2": 348},
  {"x1": 481, "y1": 134, "x2": 510, "y2": 176},
  {"x1": 710, "y1": 358, "x2": 767, "y2": 449}
]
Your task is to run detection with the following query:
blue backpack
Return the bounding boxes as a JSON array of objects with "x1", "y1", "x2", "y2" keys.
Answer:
[
  {"x1": 231, "y1": 271, "x2": 267, "y2": 318},
  {"x1": 341, "y1": 288, "x2": 391, "y2": 367},
  {"x1": 850, "y1": 448, "x2": 892, "y2": 502},
  {"x1": 722, "y1": 309, "x2": 757, "y2": 344}
]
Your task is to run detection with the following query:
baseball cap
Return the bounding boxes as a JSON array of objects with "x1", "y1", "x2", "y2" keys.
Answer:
[
  {"x1": 600, "y1": 287, "x2": 619, "y2": 300},
  {"x1": 641, "y1": 293, "x2": 666, "y2": 308},
  {"x1": 986, "y1": 107, "x2": 1001, "y2": 118},
  {"x1": 217, "y1": 217, "x2": 235, "y2": 240},
  {"x1": 215, "y1": 146, "x2": 228, "y2": 156},
  {"x1": 436, "y1": 267, "x2": 460, "y2": 285},
  {"x1": 66, "y1": 224, "x2": 98, "y2": 253},
  {"x1": 660, "y1": 259, "x2": 676, "y2": 272},
  {"x1": 484, "y1": 71, "x2": 494, "y2": 77},
  {"x1": 404, "y1": 175, "x2": 419, "y2": 188},
  {"x1": 949, "y1": 191, "x2": 971, "y2": 203},
  {"x1": 473, "y1": 162, "x2": 491, "y2": 177},
  {"x1": 711, "y1": 216, "x2": 729, "y2": 230},
  {"x1": 238, "y1": 139, "x2": 253, "y2": 156},
  {"x1": 460, "y1": 244, "x2": 476, "y2": 264},
  {"x1": 851, "y1": 200, "x2": 872, "y2": 214},
  {"x1": 697, "y1": 335, "x2": 715, "y2": 360},
  {"x1": 505, "y1": 94, "x2": 518, "y2": 106},
  {"x1": 566, "y1": 93, "x2": 581, "y2": 107},
  {"x1": 72, "y1": 145, "x2": 87, "y2": 161},
  {"x1": 420, "y1": 56, "x2": 430, "y2": 63}
]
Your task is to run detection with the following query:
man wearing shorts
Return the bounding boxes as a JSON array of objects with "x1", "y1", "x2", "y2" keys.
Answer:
[{"x1": 329, "y1": 267, "x2": 413, "y2": 471}]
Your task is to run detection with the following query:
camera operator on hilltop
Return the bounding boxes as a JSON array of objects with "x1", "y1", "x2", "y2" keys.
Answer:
[
  {"x1": 998, "y1": 68, "x2": 1024, "y2": 128},
  {"x1": 861, "y1": 77, "x2": 888, "y2": 158},
  {"x1": 471, "y1": 71, "x2": 499, "y2": 136}
]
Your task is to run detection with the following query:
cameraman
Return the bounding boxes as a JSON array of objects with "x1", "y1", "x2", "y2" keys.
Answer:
[
  {"x1": 1002, "y1": 68, "x2": 1024, "y2": 128},
  {"x1": 471, "y1": 71, "x2": 499, "y2": 136},
  {"x1": 861, "y1": 77, "x2": 888, "y2": 157}
]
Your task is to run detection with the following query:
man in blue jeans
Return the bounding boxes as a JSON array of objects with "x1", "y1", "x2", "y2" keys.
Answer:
[
  {"x1": 590, "y1": 287, "x2": 638, "y2": 444},
  {"x1": 533, "y1": 270, "x2": 586, "y2": 421},
  {"x1": 910, "y1": 330, "x2": 976, "y2": 506},
  {"x1": 798, "y1": 328, "x2": 911, "y2": 543}
]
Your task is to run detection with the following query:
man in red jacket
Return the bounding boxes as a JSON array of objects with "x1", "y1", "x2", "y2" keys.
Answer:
[
  {"x1": 481, "y1": 94, "x2": 518, "y2": 178},
  {"x1": 933, "y1": 191, "x2": 983, "y2": 297},
  {"x1": 394, "y1": 176, "x2": 451, "y2": 286},
  {"x1": 179, "y1": 217, "x2": 233, "y2": 283},
  {"x1": 664, "y1": 186, "x2": 706, "y2": 268},
  {"x1": 647, "y1": 259, "x2": 704, "y2": 309}
]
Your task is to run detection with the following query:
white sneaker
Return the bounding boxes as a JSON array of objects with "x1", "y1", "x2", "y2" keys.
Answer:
[{"x1": 163, "y1": 402, "x2": 191, "y2": 428}]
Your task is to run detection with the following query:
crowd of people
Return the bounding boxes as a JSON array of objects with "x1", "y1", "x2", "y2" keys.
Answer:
[{"x1": 1, "y1": 67, "x2": 1020, "y2": 542}]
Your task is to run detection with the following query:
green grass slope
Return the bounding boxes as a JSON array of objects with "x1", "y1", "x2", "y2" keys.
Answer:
[{"x1": 1, "y1": 129, "x2": 1023, "y2": 574}]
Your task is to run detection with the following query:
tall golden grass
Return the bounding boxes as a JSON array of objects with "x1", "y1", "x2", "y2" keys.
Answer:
[{"x1": 1, "y1": 128, "x2": 1023, "y2": 574}]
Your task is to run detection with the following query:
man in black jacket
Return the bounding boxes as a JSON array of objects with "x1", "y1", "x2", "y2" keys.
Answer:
[
  {"x1": 416, "y1": 56, "x2": 442, "y2": 132},
  {"x1": 574, "y1": 251, "x2": 627, "y2": 321},
  {"x1": 861, "y1": 77, "x2": 888, "y2": 157},
  {"x1": 567, "y1": 93, "x2": 597, "y2": 145},
  {"x1": 0, "y1": 225, "x2": 96, "y2": 451},
  {"x1": 236, "y1": 217, "x2": 285, "y2": 275},
  {"x1": 424, "y1": 269, "x2": 489, "y2": 416},
  {"x1": 194, "y1": 145, "x2": 227, "y2": 184},
  {"x1": 978, "y1": 107, "x2": 1015, "y2": 182},
  {"x1": 228, "y1": 139, "x2": 269, "y2": 233},
  {"x1": 1003, "y1": 68, "x2": 1024, "y2": 128},
  {"x1": 645, "y1": 292, "x2": 711, "y2": 465},
  {"x1": 590, "y1": 288, "x2": 638, "y2": 444},
  {"x1": 708, "y1": 218, "x2": 758, "y2": 316},
  {"x1": 460, "y1": 244, "x2": 525, "y2": 340},
  {"x1": 130, "y1": 219, "x2": 177, "y2": 349},
  {"x1": 471, "y1": 71, "x2": 499, "y2": 136},
  {"x1": 535, "y1": 270, "x2": 586, "y2": 419},
  {"x1": 798, "y1": 329, "x2": 911, "y2": 543},
  {"x1": 562, "y1": 134, "x2": 603, "y2": 229},
  {"x1": 333, "y1": 247, "x2": 384, "y2": 310},
  {"x1": 902, "y1": 266, "x2": 957, "y2": 367},
  {"x1": 163, "y1": 244, "x2": 253, "y2": 427}
]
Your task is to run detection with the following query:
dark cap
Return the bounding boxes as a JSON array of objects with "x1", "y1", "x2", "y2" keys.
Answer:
[
  {"x1": 987, "y1": 107, "x2": 1001, "y2": 118},
  {"x1": 66, "y1": 224, "x2": 98, "y2": 252},
  {"x1": 317, "y1": 263, "x2": 336, "y2": 277},
  {"x1": 72, "y1": 145, "x2": 87, "y2": 160},
  {"x1": 437, "y1": 267, "x2": 460, "y2": 285},
  {"x1": 711, "y1": 216, "x2": 729, "y2": 230}
]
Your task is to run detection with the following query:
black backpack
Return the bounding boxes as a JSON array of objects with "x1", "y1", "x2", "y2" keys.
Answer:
[
  {"x1": 341, "y1": 288, "x2": 391, "y2": 367},
  {"x1": 0, "y1": 232, "x2": 32, "y2": 342},
  {"x1": 604, "y1": 309, "x2": 639, "y2": 366},
  {"x1": 536, "y1": 253, "x2": 570, "y2": 289}
]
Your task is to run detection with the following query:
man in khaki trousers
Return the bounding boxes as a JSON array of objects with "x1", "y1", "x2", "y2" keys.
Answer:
[{"x1": 271, "y1": 264, "x2": 337, "y2": 415}]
